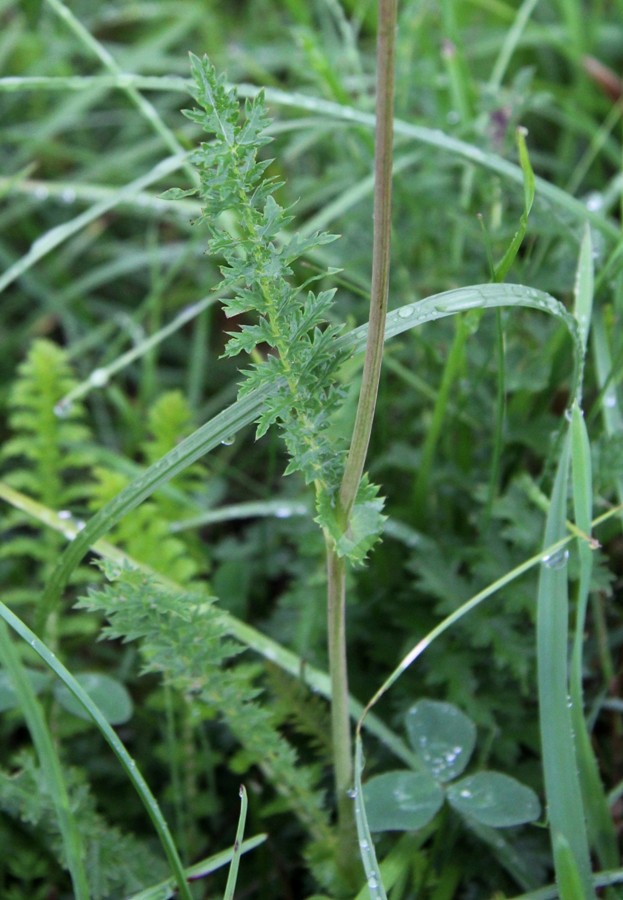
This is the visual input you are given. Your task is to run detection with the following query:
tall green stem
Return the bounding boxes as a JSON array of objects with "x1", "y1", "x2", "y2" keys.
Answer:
[
  {"x1": 326, "y1": 544, "x2": 353, "y2": 824},
  {"x1": 338, "y1": 0, "x2": 397, "y2": 521},
  {"x1": 325, "y1": 0, "x2": 397, "y2": 873}
]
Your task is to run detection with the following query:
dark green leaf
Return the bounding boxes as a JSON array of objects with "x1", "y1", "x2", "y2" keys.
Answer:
[
  {"x1": 363, "y1": 770, "x2": 444, "y2": 832},
  {"x1": 54, "y1": 673, "x2": 133, "y2": 725},
  {"x1": 405, "y1": 700, "x2": 476, "y2": 781},
  {"x1": 446, "y1": 772, "x2": 540, "y2": 827}
]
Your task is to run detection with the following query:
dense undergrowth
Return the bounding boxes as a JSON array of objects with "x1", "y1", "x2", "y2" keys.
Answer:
[{"x1": 1, "y1": 0, "x2": 623, "y2": 897}]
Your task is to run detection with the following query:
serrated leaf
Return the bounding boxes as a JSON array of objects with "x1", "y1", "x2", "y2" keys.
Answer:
[
  {"x1": 446, "y1": 772, "x2": 541, "y2": 827},
  {"x1": 159, "y1": 187, "x2": 198, "y2": 201},
  {"x1": 363, "y1": 770, "x2": 444, "y2": 832},
  {"x1": 317, "y1": 477, "x2": 386, "y2": 564},
  {"x1": 405, "y1": 699, "x2": 476, "y2": 781}
]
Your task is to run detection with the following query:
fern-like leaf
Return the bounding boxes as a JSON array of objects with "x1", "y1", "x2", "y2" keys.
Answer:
[
  {"x1": 170, "y1": 56, "x2": 348, "y2": 501},
  {"x1": 77, "y1": 562, "x2": 331, "y2": 843}
]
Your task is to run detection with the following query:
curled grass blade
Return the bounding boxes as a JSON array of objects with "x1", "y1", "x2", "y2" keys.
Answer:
[
  {"x1": 0, "y1": 601, "x2": 193, "y2": 900},
  {"x1": 0, "y1": 621, "x2": 90, "y2": 899},
  {"x1": 41, "y1": 282, "x2": 582, "y2": 632}
]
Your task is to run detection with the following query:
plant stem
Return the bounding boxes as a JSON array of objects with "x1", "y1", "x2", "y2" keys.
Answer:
[
  {"x1": 326, "y1": 542, "x2": 354, "y2": 824},
  {"x1": 338, "y1": 0, "x2": 397, "y2": 521},
  {"x1": 324, "y1": 0, "x2": 397, "y2": 879}
]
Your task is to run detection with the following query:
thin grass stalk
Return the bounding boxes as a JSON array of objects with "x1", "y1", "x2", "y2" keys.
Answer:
[
  {"x1": 223, "y1": 785, "x2": 248, "y2": 900},
  {"x1": 412, "y1": 316, "x2": 468, "y2": 523},
  {"x1": 484, "y1": 308, "x2": 506, "y2": 520},
  {"x1": 0, "y1": 621, "x2": 90, "y2": 899}
]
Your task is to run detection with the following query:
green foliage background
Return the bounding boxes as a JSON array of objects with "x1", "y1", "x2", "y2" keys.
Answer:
[{"x1": 1, "y1": 0, "x2": 623, "y2": 897}]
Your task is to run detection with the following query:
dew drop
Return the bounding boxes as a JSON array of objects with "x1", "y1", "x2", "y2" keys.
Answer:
[
  {"x1": 359, "y1": 839, "x2": 369, "y2": 852},
  {"x1": 54, "y1": 400, "x2": 73, "y2": 418},
  {"x1": 459, "y1": 789, "x2": 472, "y2": 798},
  {"x1": 89, "y1": 368, "x2": 109, "y2": 388},
  {"x1": 604, "y1": 394, "x2": 617, "y2": 409},
  {"x1": 585, "y1": 192, "x2": 604, "y2": 212},
  {"x1": 221, "y1": 435, "x2": 235, "y2": 446},
  {"x1": 33, "y1": 185, "x2": 49, "y2": 201},
  {"x1": 274, "y1": 506, "x2": 292, "y2": 519},
  {"x1": 346, "y1": 787, "x2": 358, "y2": 799},
  {"x1": 397, "y1": 305, "x2": 414, "y2": 319},
  {"x1": 542, "y1": 548, "x2": 569, "y2": 570},
  {"x1": 368, "y1": 875, "x2": 379, "y2": 889},
  {"x1": 58, "y1": 510, "x2": 72, "y2": 520},
  {"x1": 60, "y1": 188, "x2": 76, "y2": 205},
  {"x1": 181, "y1": 302, "x2": 201, "y2": 318}
]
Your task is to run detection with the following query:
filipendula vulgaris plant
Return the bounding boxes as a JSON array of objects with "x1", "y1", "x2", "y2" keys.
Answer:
[{"x1": 165, "y1": 52, "x2": 389, "y2": 887}]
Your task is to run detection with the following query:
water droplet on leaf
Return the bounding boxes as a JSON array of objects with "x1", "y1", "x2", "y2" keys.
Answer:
[
  {"x1": 89, "y1": 368, "x2": 109, "y2": 388},
  {"x1": 54, "y1": 400, "x2": 73, "y2": 418},
  {"x1": 542, "y1": 548, "x2": 569, "y2": 570}
]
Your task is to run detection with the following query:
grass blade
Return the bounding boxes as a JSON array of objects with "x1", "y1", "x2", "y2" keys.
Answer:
[
  {"x1": 494, "y1": 126, "x2": 535, "y2": 282},
  {"x1": 0, "y1": 603, "x2": 193, "y2": 900},
  {"x1": 40, "y1": 282, "x2": 583, "y2": 641},
  {"x1": 128, "y1": 835, "x2": 266, "y2": 900},
  {"x1": 0, "y1": 621, "x2": 90, "y2": 899},
  {"x1": 223, "y1": 785, "x2": 248, "y2": 900},
  {"x1": 1, "y1": 74, "x2": 619, "y2": 242},
  {"x1": 0, "y1": 479, "x2": 418, "y2": 771},
  {"x1": 568, "y1": 231, "x2": 618, "y2": 868},
  {"x1": 0, "y1": 153, "x2": 187, "y2": 295},
  {"x1": 537, "y1": 431, "x2": 594, "y2": 896},
  {"x1": 353, "y1": 732, "x2": 387, "y2": 900},
  {"x1": 570, "y1": 404, "x2": 618, "y2": 868}
]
